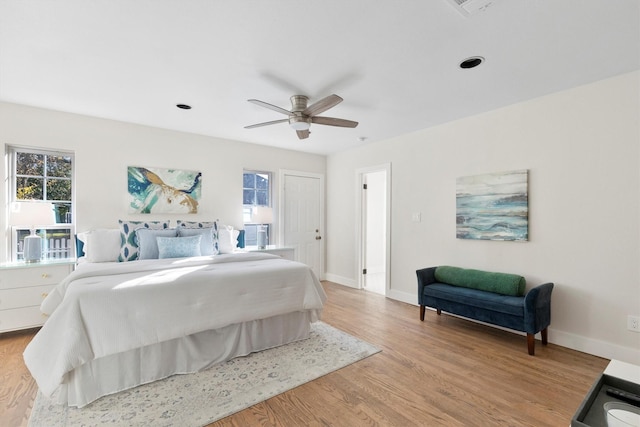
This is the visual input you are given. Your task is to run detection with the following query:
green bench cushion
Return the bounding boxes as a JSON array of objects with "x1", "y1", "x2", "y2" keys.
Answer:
[{"x1": 434, "y1": 266, "x2": 526, "y2": 297}]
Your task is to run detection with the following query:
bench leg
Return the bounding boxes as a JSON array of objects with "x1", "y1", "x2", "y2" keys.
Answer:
[
  {"x1": 436, "y1": 308, "x2": 441, "y2": 315},
  {"x1": 420, "y1": 305, "x2": 425, "y2": 321},
  {"x1": 527, "y1": 333, "x2": 535, "y2": 356},
  {"x1": 541, "y1": 328, "x2": 548, "y2": 346}
]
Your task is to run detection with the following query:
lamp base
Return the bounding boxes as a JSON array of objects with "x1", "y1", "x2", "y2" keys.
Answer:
[
  {"x1": 257, "y1": 229, "x2": 267, "y2": 250},
  {"x1": 23, "y1": 235, "x2": 42, "y2": 263}
]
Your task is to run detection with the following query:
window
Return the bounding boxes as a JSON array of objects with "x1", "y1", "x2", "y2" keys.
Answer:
[
  {"x1": 8, "y1": 147, "x2": 75, "y2": 261},
  {"x1": 243, "y1": 170, "x2": 272, "y2": 246}
]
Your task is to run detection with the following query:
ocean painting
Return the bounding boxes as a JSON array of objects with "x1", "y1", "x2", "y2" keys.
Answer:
[
  {"x1": 128, "y1": 166, "x2": 201, "y2": 214},
  {"x1": 456, "y1": 170, "x2": 528, "y2": 241}
]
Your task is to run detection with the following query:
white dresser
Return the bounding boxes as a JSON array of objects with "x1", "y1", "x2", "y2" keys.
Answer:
[{"x1": 0, "y1": 260, "x2": 74, "y2": 333}]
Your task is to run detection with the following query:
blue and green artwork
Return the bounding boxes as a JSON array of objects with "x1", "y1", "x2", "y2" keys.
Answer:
[
  {"x1": 456, "y1": 169, "x2": 528, "y2": 241},
  {"x1": 128, "y1": 166, "x2": 201, "y2": 214}
]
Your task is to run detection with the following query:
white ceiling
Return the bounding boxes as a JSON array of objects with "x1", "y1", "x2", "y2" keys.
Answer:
[{"x1": 1, "y1": 0, "x2": 638, "y2": 155}]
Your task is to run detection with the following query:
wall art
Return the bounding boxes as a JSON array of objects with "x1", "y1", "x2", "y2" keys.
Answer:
[
  {"x1": 128, "y1": 166, "x2": 201, "y2": 214},
  {"x1": 456, "y1": 169, "x2": 528, "y2": 241}
]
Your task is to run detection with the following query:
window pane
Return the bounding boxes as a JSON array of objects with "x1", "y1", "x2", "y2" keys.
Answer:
[
  {"x1": 16, "y1": 152, "x2": 44, "y2": 176},
  {"x1": 243, "y1": 173, "x2": 255, "y2": 189},
  {"x1": 256, "y1": 173, "x2": 269, "y2": 190},
  {"x1": 16, "y1": 177, "x2": 43, "y2": 200},
  {"x1": 256, "y1": 190, "x2": 269, "y2": 206},
  {"x1": 46, "y1": 178, "x2": 72, "y2": 202},
  {"x1": 54, "y1": 202, "x2": 72, "y2": 223},
  {"x1": 243, "y1": 189, "x2": 255, "y2": 205},
  {"x1": 46, "y1": 155, "x2": 72, "y2": 178}
]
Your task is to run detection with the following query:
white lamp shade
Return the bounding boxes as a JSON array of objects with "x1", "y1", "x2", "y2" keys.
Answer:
[
  {"x1": 10, "y1": 202, "x2": 56, "y2": 227},
  {"x1": 251, "y1": 206, "x2": 273, "y2": 225}
]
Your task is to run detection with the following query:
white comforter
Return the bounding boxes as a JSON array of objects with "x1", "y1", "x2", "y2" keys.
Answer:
[{"x1": 23, "y1": 253, "x2": 326, "y2": 398}]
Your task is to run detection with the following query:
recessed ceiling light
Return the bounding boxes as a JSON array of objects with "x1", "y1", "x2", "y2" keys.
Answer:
[
  {"x1": 459, "y1": 56, "x2": 484, "y2": 69},
  {"x1": 176, "y1": 104, "x2": 192, "y2": 110}
]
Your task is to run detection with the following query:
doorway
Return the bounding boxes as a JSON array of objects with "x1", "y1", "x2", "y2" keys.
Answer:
[
  {"x1": 357, "y1": 164, "x2": 390, "y2": 295},
  {"x1": 279, "y1": 170, "x2": 325, "y2": 280}
]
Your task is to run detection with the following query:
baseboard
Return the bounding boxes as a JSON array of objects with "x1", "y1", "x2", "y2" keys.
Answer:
[
  {"x1": 549, "y1": 328, "x2": 640, "y2": 365},
  {"x1": 323, "y1": 273, "x2": 358, "y2": 289},
  {"x1": 387, "y1": 289, "x2": 416, "y2": 306}
]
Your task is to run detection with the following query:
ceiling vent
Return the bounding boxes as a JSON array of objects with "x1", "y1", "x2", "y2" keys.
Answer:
[{"x1": 445, "y1": 0, "x2": 498, "y2": 16}]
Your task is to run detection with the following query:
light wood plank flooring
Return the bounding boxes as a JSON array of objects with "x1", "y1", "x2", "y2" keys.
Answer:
[{"x1": 1, "y1": 281, "x2": 608, "y2": 426}]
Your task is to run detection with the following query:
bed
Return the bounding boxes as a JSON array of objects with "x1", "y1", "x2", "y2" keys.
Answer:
[{"x1": 23, "y1": 222, "x2": 326, "y2": 408}]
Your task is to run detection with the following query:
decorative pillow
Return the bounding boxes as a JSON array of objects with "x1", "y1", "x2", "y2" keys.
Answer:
[
  {"x1": 177, "y1": 227, "x2": 215, "y2": 256},
  {"x1": 435, "y1": 266, "x2": 526, "y2": 297},
  {"x1": 156, "y1": 235, "x2": 202, "y2": 259},
  {"x1": 177, "y1": 220, "x2": 219, "y2": 254},
  {"x1": 118, "y1": 220, "x2": 169, "y2": 262},
  {"x1": 77, "y1": 229, "x2": 121, "y2": 263},
  {"x1": 218, "y1": 225, "x2": 240, "y2": 254},
  {"x1": 76, "y1": 232, "x2": 88, "y2": 257},
  {"x1": 136, "y1": 228, "x2": 178, "y2": 260}
]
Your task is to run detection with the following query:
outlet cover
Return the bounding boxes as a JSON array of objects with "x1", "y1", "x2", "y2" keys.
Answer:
[{"x1": 628, "y1": 315, "x2": 640, "y2": 332}]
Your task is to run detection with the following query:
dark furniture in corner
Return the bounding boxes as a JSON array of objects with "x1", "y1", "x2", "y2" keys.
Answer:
[{"x1": 416, "y1": 266, "x2": 554, "y2": 355}]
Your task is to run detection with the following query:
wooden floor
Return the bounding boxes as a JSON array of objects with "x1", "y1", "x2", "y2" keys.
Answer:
[{"x1": 1, "y1": 281, "x2": 608, "y2": 426}]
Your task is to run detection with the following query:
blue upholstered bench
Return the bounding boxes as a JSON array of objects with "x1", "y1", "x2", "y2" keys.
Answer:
[{"x1": 416, "y1": 266, "x2": 554, "y2": 355}]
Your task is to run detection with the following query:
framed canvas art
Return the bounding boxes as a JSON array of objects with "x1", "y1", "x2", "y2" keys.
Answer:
[
  {"x1": 456, "y1": 169, "x2": 528, "y2": 241},
  {"x1": 128, "y1": 166, "x2": 201, "y2": 214}
]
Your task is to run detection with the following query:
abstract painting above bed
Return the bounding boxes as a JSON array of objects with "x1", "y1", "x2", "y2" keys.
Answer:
[{"x1": 128, "y1": 166, "x2": 202, "y2": 214}]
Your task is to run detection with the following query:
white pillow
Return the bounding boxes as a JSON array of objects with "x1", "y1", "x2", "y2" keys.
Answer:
[
  {"x1": 218, "y1": 225, "x2": 240, "y2": 254},
  {"x1": 81, "y1": 229, "x2": 121, "y2": 263}
]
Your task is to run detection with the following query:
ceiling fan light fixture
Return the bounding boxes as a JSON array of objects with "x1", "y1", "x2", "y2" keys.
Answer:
[{"x1": 289, "y1": 116, "x2": 310, "y2": 131}]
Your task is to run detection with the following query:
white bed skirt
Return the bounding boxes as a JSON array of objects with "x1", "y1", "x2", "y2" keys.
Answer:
[{"x1": 53, "y1": 310, "x2": 320, "y2": 408}]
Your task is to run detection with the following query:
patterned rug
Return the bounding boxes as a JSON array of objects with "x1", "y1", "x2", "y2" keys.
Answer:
[{"x1": 28, "y1": 322, "x2": 380, "y2": 426}]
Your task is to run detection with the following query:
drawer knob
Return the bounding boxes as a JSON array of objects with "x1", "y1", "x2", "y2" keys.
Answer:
[
  {"x1": 41, "y1": 273, "x2": 49, "y2": 279},
  {"x1": 41, "y1": 292, "x2": 48, "y2": 298}
]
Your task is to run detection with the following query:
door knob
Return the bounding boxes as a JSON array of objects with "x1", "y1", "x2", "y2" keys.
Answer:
[{"x1": 315, "y1": 236, "x2": 322, "y2": 240}]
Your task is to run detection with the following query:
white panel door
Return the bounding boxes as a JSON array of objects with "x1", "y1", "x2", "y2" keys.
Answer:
[{"x1": 281, "y1": 171, "x2": 324, "y2": 279}]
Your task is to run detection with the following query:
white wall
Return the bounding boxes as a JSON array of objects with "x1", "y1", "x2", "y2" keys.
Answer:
[
  {"x1": 0, "y1": 102, "x2": 326, "y2": 261},
  {"x1": 326, "y1": 71, "x2": 640, "y2": 364}
]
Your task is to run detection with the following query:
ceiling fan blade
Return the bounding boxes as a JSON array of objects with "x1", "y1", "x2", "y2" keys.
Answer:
[
  {"x1": 311, "y1": 116, "x2": 358, "y2": 128},
  {"x1": 247, "y1": 99, "x2": 292, "y2": 116},
  {"x1": 303, "y1": 94, "x2": 343, "y2": 117},
  {"x1": 296, "y1": 130, "x2": 310, "y2": 140},
  {"x1": 244, "y1": 119, "x2": 289, "y2": 129}
]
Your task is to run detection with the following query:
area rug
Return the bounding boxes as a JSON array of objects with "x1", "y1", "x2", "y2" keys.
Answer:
[{"x1": 28, "y1": 322, "x2": 380, "y2": 426}]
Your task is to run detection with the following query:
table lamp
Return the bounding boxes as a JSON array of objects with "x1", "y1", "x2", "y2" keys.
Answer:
[
  {"x1": 10, "y1": 202, "x2": 56, "y2": 263},
  {"x1": 252, "y1": 207, "x2": 273, "y2": 249}
]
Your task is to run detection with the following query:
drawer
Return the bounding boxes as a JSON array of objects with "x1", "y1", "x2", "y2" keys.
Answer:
[
  {"x1": 0, "y1": 284, "x2": 54, "y2": 310},
  {"x1": 0, "y1": 306, "x2": 47, "y2": 333},
  {"x1": 0, "y1": 264, "x2": 71, "y2": 290}
]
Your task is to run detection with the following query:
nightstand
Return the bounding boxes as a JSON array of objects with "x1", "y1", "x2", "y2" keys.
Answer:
[
  {"x1": 0, "y1": 260, "x2": 74, "y2": 333},
  {"x1": 246, "y1": 246, "x2": 295, "y2": 261}
]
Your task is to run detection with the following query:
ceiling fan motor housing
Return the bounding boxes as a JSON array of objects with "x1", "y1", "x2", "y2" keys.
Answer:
[{"x1": 290, "y1": 95, "x2": 309, "y2": 112}]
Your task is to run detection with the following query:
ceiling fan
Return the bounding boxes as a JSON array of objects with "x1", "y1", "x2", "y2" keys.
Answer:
[{"x1": 244, "y1": 94, "x2": 358, "y2": 140}]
